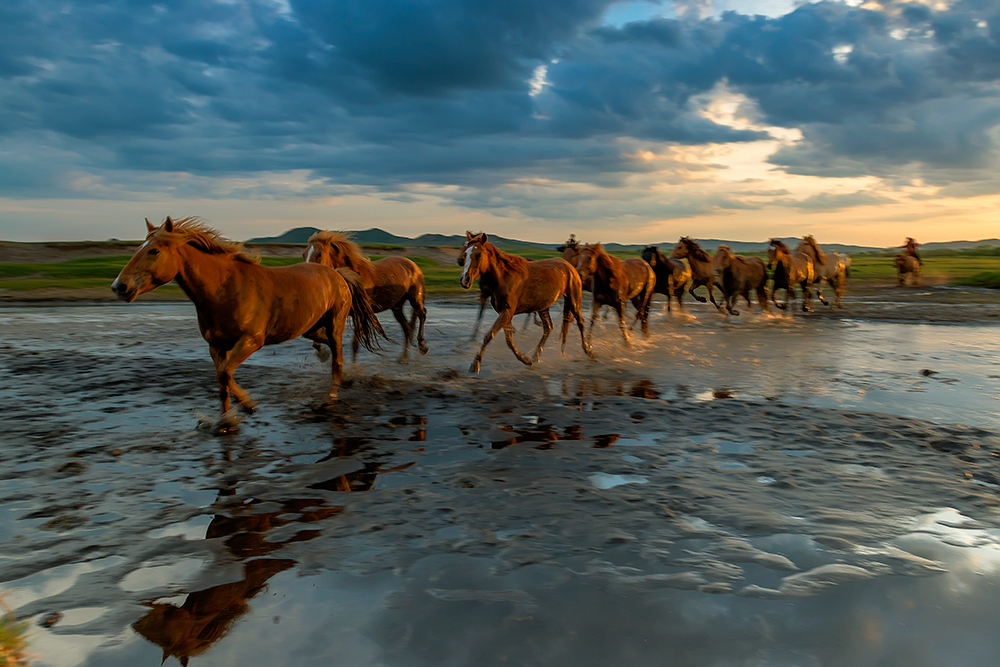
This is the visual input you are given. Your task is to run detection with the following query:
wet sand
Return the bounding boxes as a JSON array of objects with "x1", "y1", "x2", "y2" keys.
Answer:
[{"x1": 2, "y1": 301, "x2": 1000, "y2": 666}]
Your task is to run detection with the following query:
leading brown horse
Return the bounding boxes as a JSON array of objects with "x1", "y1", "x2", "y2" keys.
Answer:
[
  {"x1": 575, "y1": 243, "x2": 656, "y2": 342},
  {"x1": 459, "y1": 232, "x2": 594, "y2": 373},
  {"x1": 895, "y1": 238, "x2": 921, "y2": 286},
  {"x1": 767, "y1": 239, "x2": 816, "y2": 312},
  {"x1": 304, "y1": 231, "x2": 427, "y2": 362},
  {"x1": 669, "y1": 237, "x2": 722, "y2": 311},
  {"x1": 713, "y1": 245, "x2": 769, "y2": 315},
  {"x1": 111, "y1": 217, "x2": 386, "y2": 428},
  {"x1": 641, "y1": 245, "x2": 691, "y2": 313}
]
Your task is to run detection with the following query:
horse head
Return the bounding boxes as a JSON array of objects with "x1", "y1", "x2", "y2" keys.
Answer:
[
  {"x1": 767, "y1": 239, "x2": 787, "y2": 270},
  {"x1": 714, "y1": 244, "x2": 735, "y2": 276},
  {"x1": 459, "y1": 231, "x2": 489, "y2": 289},
  {"x1": 111, "y1": 217, "x2": 185, "y2": 302},
  {"x1": 641, "y1": 245, "x2": 659, "y2": 266},
  {"x1": 574, "y1": 243, "x2": 599, "y2": 283}
]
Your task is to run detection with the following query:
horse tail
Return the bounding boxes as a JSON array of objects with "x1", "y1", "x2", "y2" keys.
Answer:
[{"x1": 336, "y1": 268, "x2": 390, "y2": 352}]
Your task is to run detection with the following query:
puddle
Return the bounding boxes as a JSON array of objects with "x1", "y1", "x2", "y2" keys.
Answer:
[{"x1": 588, "y1": 473, "x2": 650, "y2": 490}]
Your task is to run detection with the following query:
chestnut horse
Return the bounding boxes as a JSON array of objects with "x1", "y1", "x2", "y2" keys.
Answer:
[
  {"x1": 641, "y1": 246, "x2": 691, "y2": 313},
  {"x1": 713, "y1": 245, "x2": 769, "y2": 315},
  {"x1": 767, "y1": 239, "x2": 816, "y2": 312},
  {"x1": 459, "y1": 232, "x2": 594, "y2": 373},
  {"x1": 304, "y1": 231, "x2": 427, "y2": 362},
  {"x1": 111, "y1": 217, "x2": 386, "y2": 428},
  {"x1": 459, "y1": 242, "x2": 536, "y2": 339},
  {"x1": 795, "y1": 236, "x2": 849, "y2": 308},
  {"x1": 575, "y1": 243, "x2": 656, "y2": 341},
  {"x1": 895, "y1": 240, "x2": 921, "y2": 286},
  {"x1": 669, "y1": 237, "x2": 722, "y2": 311}
]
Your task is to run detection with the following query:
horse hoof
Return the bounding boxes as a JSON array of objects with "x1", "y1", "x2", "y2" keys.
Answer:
[
  {"x1": 730, "y1": 309, "x2": 740, "y2": 316},
  {"x1": 418, "y1": 342, "x2": 429, "y2": 355},
  {"x1": 397, "y1": 355, "x2": 410, "y2": 365},
  {"x1": 212, "y1": 419, "x2": 239, "y2": 436},
  {"x1": 239, "y1": 400, "x2": 257, "y2": 415},
  {"x1": 469, "y1": 361, "x2": 481, "y2": 374}
]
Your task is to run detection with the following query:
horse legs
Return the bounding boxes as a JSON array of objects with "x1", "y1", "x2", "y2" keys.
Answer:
[
  {"x1": 407, "y1": 281, "x2": 429, "y2": 354},
  {"x1": 469, "y1": 292, "x2": 489, "y2": 341},
  {"x1": 771, "y1": 284, "x2": 788, "y2": 310},
  {"x1": 615, "y1": 302, "x2": 631, "y2": 346},
  {"x1": 210, "y1": 336, "x2": 263, "y2": 420},
  {"x1": 815, "y1": 278, "x2": 829, "y2": 306},
  {"x1": 470, "y1": 309, "x2": 514, "y2": 374},
  {"x1": 502, "y1": 322, "x2": 533, "y2": 367},
  {"x1": 756, "y1": 284, "x2": 770, "y2": 312},
  {"x1": 532, "y1": 310, "x2": 554, "y2": 363},
  {"x1": 563, "y1": 291, "x2": 595, "y2": 359},
  {"x1": 689, "y1": 281, "x2": 708, "y2": 303},
  {"x1": 834, "y1": 276, "x2": 846, "y2": 308},
  {"x1": 325, "y1": 310, "x2": 347, "y2": 401},
  {"x1": 707, "y1": 282, "x2": 723, "y2": 312},
  {"x1": 632, "y1": 292, "x2": 652, "y2": 337},
  {"x1": 389, "y1": 306, "x2": 412, "y2": 362},
  {"x1": 800, "y1": 282, "x2": 813, "y2": 312}
]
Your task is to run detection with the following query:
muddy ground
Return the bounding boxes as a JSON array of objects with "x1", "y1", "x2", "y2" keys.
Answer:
[{"x1": 2, "y1": 301, "x2": 1000, "y2": 666}]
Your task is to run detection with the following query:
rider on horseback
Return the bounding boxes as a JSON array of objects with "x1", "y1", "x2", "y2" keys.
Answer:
[{"x1": 899, "y1": 237, "x2": 922, "y2": 263}]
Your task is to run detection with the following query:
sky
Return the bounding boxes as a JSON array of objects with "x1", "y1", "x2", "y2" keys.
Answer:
[{"x1": 1, "y1": 0, "x2": 999, "y2": 245}]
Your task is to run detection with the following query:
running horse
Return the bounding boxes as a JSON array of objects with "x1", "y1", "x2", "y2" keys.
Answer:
[
  {"x1": 641, "y1": 245, "x2": 691, "y2": 313},
  {"x1": 767, "y1": 239, "x2": 816, "y2": 311},
  {"x1": 669, "y1": 237, "x2": 722, "y2": 311},
  {"x1": 795, "y1": 235, "x2": 849, "y2": 307},
  {"x1": 111, "y1": 217, "x2": 387, "y2": 429},
  {"x1": 304, "y1": 231, "x2": 427, "y2": 362},
  {"x1": 713, "y1": 244, "x2": 769, "y2": 315},
  {"x1": 895, "y1": 237, "x2": 921, "y2": 286},
  {"x1": 574, "y1": 243, "x2": 656, "y2": 342},
  {"x1": 459, "y1": 232, "x2": 594, "y2": 373}
]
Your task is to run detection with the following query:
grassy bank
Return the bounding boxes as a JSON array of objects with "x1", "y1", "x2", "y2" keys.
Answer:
[{"x1": 4, "y1": 248, "x2": 1000, "y2": 300}]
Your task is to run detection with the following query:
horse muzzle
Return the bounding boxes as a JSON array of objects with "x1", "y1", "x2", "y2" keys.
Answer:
[
  {"x1": 111, "y1": 279, "x2": 136, "y2": 303},
  {"x1": 459, "y1": 274, "x2": 473, "y2": 290}
]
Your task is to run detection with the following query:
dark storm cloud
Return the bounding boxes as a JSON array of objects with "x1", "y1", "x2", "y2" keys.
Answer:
[{"x1": 0, "y1": 0, "x2": 999, "y2": 214}]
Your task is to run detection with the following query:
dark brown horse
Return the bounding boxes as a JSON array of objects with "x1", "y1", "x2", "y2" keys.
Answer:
[
  {"x1": 305, "y1": 231, "x2": 427, "y2": 361},
  {"x1": 575, "y1": 243, "x2": 656, "y2": 341},
  {"x1": 767, "y1": 239, "x2": 816, "y2": 312},
  {"x1": 713, "y1": 245, "x2": 769, "y2": 315},
  {"x1": 796, "y1": 236, "x2": 849, "y2": 308},
  {"x1": 459, "y1": 232, "x2": 594, "y2": 373},
  {"x1": 669, "y1": 237, "x2": 722, "y2": 311},
  {"x1": 642, "y1": 245, "x2": 691, "y2": 313},
  {"x1": 111, "y1": 217, "x2": 386, "y2": 428}
]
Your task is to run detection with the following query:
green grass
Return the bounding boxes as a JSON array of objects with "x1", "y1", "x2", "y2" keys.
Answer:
[{"x1": 7, "y1": 249, "x2": 1000, "y2": 298}]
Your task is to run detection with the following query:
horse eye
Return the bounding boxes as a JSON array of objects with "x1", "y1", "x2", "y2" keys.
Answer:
[{"x1": 148, "y1": 247, "x2": 159, "y2": 256}]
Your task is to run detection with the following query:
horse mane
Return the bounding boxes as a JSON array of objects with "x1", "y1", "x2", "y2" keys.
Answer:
[
  {"x1": 307, "y1": 230, "x2": 377, "y2": 283},
  {"x1": 801, "y1": 235, "x2": 826, "y2": 264},
  {"x1": 680, "y1": 237, "x2": 711, "y2": 262},
  {"x1": 482, "y1": 240, "x2": 529, "y2": 274},
  {"x1": 167, "y1": 217, "x2": 259, "y2": 264},
  {"x1": 769, "y1": 238, "x2": 788, "y2": 252}
]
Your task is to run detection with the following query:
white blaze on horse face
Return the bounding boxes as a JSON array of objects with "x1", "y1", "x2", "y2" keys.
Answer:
[
  {"x1": 305, "y1": 244, "x2": 315, "y2": 263},
  {"x1": 460, "y1": 246, "x2": 475, "y2": 286}
]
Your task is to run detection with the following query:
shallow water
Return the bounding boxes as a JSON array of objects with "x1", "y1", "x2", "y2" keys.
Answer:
[{"x1": 2, "y1": 301, "x2": 1000, "y2": 666}]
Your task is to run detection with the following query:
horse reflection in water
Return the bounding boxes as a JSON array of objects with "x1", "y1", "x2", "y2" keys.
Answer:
[
  {"x1": 133, "y1": 558, "x2": 295, "y2": 667},
  {"x1": 133, "y1": 469, "x2": 379, "y2": 665}
]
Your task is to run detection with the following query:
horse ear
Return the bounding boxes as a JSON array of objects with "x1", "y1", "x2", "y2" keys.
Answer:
[
  {"x1": 481, "y1": 233, "x2": 489, "y2": 244},
  {"x1": 164, "y1": 217, "x2": 174, "y2": 232},
  {"x1": 466, "y1": 231, "x2": 473, "y2": 241},
  {"x1": 145, "y1": 218, "x2": 155, "y2": 233}
]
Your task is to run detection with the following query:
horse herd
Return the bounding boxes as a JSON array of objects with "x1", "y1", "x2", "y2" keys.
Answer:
[{"x1": 110, "y1": 217, "x2": 920, "y2": 430}]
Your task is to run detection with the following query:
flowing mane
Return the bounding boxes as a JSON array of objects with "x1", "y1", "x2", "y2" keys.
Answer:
[
  {"x1": 591, "y1": 243, "x2": 620, "y2": 273},
  {"x1": 485, "y1": 242, "x2": 530, "y2": 275},
  {"x1": 680, "y1": 237, "x2": 711, "y2": 262},
  {"x1": 165, "y1": 217, "x2": 259, "y2": 264},
  {"x1": 307, "y1": 230, "x2": 377, "y2": 284},
  {"x1": 643, "y1": 245, "x2": 667, "y2": 264},
  {"x1": 800, "y1": 235, "x2": 826, "y2": 264},
  {"x1": 769, "y1": 238, "x2": 789, "y2": 253}
]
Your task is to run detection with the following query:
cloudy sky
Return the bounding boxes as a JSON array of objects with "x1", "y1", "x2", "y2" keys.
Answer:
[{"x1": 1, "y1": 0, "x2": 998, "y2": 244}]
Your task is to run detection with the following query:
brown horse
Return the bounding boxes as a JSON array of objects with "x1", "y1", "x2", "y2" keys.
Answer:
[
  {"x1": 713, "y1": 245, "x2": 769, "y2": 315},
  {"x1": 642, "y1": 245, "x2": 691, "y2": 313},
  {"x1": 111, "y1": 217, "x2": 386, "y2": 427},
  {"x1": 796, "y1": 236, "x2": 849, "y2": 308},
  {"x1": 669, "y1": 237, "x2": 722, "y2": 311},
  {"x1": 895, "y1": 255, "x2": 921, "y2": 286},
  {"x1": 767, "y1": 239, "x2": 816, "y2": 311},
  {"x1": 575, "y1": 243, "x2": 656, "y2": 341},
  {"x1": 459, "y1": 232, "x2": 594, "y2": 373},
  {"x1": 304, "y1": 231, "x2": 427, "y2": 362},
  {"x1": 459, "y1": 240, "x2": 537, "y2": 339}
]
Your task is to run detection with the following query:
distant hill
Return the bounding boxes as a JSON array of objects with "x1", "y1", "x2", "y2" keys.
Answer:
[{"x1": 247, "y1": 227, "x2": 1000, "y2": 254}]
